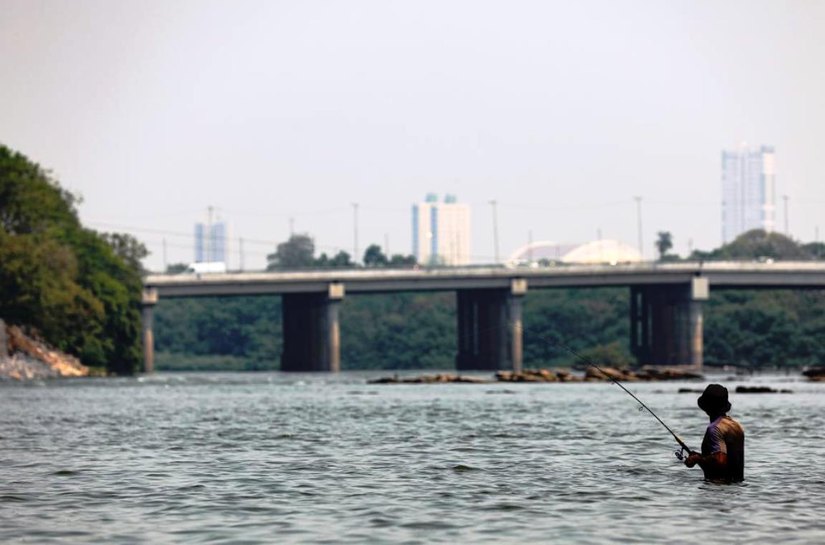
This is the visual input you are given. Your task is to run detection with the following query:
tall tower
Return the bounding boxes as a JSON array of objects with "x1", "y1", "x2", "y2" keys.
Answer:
[
  {"x1": 412, "y1": 194, "x2": 471, "y2": 265},
  {"x1": 194, "y1": 208, "x2": 230, "y2": 265},
  {"x1": 721, "y1": 144, "x2": 776, "y2": 243}
]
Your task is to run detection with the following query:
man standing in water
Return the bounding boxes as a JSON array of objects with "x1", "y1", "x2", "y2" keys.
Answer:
[{"x1": 684, "y1": 384, "x2": 745, "y2": 483}]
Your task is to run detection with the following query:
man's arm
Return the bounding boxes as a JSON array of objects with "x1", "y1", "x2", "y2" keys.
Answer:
[
  {"x1": 684, "y1": 451, "x2": 727, "y2": 470},
  {"x1": 685, "y1": 425, "x2": 728, "y2": 471}
]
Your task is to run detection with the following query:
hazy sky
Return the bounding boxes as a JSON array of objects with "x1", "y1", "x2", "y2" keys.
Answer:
[{"x1": 2, "y1": 0, "x2": 824, "y2": 271}]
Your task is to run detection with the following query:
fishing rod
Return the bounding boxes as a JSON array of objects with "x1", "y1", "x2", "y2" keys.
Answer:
[
  {"x1": 469, "y1": 318, "x2": 697, "y2": 459},
  {"x1": 540, "y1": 336, "x2": 696, "y2": 460}
]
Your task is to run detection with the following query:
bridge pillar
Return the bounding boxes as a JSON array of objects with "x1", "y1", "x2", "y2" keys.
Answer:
[
  {"x1": 141, "y1": 288, "x2": 158, "y2": 374},
  {"x1": 281, "y1": 283, "x2": 344, "y2": 372},
  {"x1": 456, "y1": 279, "x2": 526, "y2": 372},
  {"x1": 630, "y1": 277, "x2": 707, "y2": 368}
]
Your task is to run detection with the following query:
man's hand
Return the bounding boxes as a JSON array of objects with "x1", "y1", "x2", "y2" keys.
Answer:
[{"x1": 684, "y1": 453, "x2": 702, "y2": 468}]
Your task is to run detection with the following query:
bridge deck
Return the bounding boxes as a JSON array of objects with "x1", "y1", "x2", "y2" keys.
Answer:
[{"x1": 143, "y1": 262, "x2": 825, "y2": 298}]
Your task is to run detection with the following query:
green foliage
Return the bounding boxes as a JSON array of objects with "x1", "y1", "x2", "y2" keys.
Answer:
[
  {"x1": 389, "y1": 254, "x2": 417, "y2": 266},
  {"x1": 267, "y1": 234, "x2": 315, "y2": 270},
  {"x1": 576, "y1": 341, "x2": 635, "y2": 369},
  {"x1": 154, "y1": 296, "x2": 283, "y2": 367},
  {"x1": 523, "y1": 288, "x2": 630, "y2": 366},
  {"x1": 656, "y1": 231, "x2": 674, "y2": 261},
  {"x1": 155, "y1": 292, "x2": 456, "y2": 370},
  {"x1": 363, "y1": 244, "x2": 388, "y2": 267},
  {"x1": 693, "y1": 229, "x2": 813, "y2": 261},
  {"x1": 703, "y1": 290, "x2": 825, "y2": 368},
  {"x1": 0, "y1": 230, "x2": 105, "y2": 356},
  {"x1": 316, "y1": 250, "x2": 354, "y2": 268},
  {"x1": 0, "y1": 144, "x2": 144, "y2": 374},
  {"x1": 340, "y1": 293, "x2": 455, "y2": 369},
  {"x1": 155, "y1": 352, "x2": 264, "y2": 372},
  {"x1": 802, "y1": 242, "x2": 825, "y2": 260},
  {"x1": 0, "y1": 148, "x2": 79, "y2": 235},
  {"x1": 360, "y1": 245, "x2": 417, "y2": 268},
  {"x1": 101, "y1": 232, "x2": 149, "y2": 274},
  {"x1": 267, "y1": 234, "x2": 415, "y2": 271}
]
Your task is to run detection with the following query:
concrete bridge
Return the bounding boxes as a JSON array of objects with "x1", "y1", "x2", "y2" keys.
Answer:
[{"x1": 141, "y1": 261, "x2": 825, "y2": 373}]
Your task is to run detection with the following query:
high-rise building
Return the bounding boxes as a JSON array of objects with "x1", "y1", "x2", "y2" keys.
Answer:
[
  {"x1": 194, "y1": 219, "x2": 229, "y2": 263},
  {"x1": 412, "y1": 193, "x2": 471, "y2": 265},
  {"x1": 721, "y1": 144, "x2": 776, "y2": 243}
]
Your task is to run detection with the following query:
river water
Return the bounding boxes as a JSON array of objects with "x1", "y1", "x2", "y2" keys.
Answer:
[{"x1": 2, "y1": 371, "x2": 825, "y2": 544}]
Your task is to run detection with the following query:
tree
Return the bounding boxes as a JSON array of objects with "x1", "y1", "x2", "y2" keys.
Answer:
[
  {"x1": 267, "y1": 234, "x2": 315, "y2": 270},
  {"x1": 0, "y1": 144, "x2": 143, "y2": 373},
  {"x1": 327, "y1": 250, "x2": 353, "y2": 268},
  {"x1": 693, "y1": 229, "x2": 809, "y2": 261},
  {"x1": 0, "y1": 230, "x2": 105, "y2": 357},
  {"x1": 389, "y1": 254, "x2": 417, "y2": 267},
  {"x1": 363, "y1": 244, "x2": 388, "y2": 267},
  {"x1": 0, "y1": 147, "x2": 79, "y2": 235},
  {"x1": 655, "y1": 231, "x2": 673, "y2": 261},
  {"x1": 802, "y1": 242, "x2": 825, "y2": 260},
  {"x1": 102, "y1": 232, "x2": 149, "y2": 274}
]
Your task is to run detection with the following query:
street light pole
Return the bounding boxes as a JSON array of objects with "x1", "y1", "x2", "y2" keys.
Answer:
[
  {"x1": 489, "y1": 200, "x2": 500, "y2": 264},
  {"x1": 352, "y1": 202, "x2": 359, "y2": 263},
  {"x1": 634, "y1": 196, "x2": 643, "y2": 259}
]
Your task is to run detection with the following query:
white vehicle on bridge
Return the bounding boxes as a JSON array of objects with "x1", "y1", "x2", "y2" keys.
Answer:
[{"x1": 183, "y1": 262, "x2": 227, "y2": 275}]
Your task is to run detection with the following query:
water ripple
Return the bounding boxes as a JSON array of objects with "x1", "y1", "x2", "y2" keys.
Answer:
[{"x1": 1, "y1": 372, "x2": 824, "y2": 543}]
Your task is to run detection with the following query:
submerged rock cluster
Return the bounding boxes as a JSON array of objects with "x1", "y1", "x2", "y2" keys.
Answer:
[
  {"x1": 369, "y1": 366, "x2": 704, "y2": 385},
  {"x1": 802, "y1": 367, "x2": 825, "y2": 382},
  {"x1": 368, "y1": 373, "x2": 490, "y2": 384},
  {"x1": 0, "y1": 320, "x2": 90, "y2": 380},
  {"x1": 496, "y1": 367, "x2": 703, "y2": 383},
  {"x1": 495, "y1": 369, "x2": 581, "y2": 382}
]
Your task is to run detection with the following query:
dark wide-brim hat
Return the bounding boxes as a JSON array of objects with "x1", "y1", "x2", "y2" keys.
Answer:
[{"x1": 698, "y1": 383, "x2": 731, "y2": 414}]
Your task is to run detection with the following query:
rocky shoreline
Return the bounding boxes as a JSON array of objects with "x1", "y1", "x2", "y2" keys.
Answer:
[{"x1": 0, "y1": 320, "x2": 90, "y2": 380}]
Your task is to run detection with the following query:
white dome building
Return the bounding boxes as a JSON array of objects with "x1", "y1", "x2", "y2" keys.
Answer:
[
  {"x1": 561, "y1": 239, "x2": 642, "y2": 265},
  {"x1": 507, "y1": 239, "x2": 642, "y2": 266},
  {"x1": 506, "y1": 241, "x2": 576, "y2": 266}
]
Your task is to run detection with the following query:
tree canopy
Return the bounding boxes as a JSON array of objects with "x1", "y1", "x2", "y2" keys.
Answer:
[
  {"x1": 0, "y1": 144, "x2": 145, "y2": 373},
  {"x1": 655, "y1": 231, "x2": 674, "y2": 261},
  {"x1": 363, "y1": 244, "x2": 388, "y2": 267},
  {"x1": 692, "y1": 229, "x2": 816, "y2": 261},
  {"x1": 266, "y1": 234, "x2": 416, "y2": 271},
  {"x1": 267, "y1": 234, "x2": 315, "y2": 270}
]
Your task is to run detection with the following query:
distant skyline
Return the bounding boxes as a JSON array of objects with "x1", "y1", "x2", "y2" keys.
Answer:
[{"x1": 2, "y1": 1, "x2": 824, "y2": 270}]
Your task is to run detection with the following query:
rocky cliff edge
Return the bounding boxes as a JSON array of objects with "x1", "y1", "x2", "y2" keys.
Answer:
[{"x1": 0, "y1": 320, "x2": 90, "y2": 380}]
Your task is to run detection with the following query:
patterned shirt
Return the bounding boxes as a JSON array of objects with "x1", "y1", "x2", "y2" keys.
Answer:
[{"x1": 701, "y1": 415, "x2": 745, "y2": 483}]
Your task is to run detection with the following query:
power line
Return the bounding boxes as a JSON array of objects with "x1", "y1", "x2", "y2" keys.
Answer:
[
  {"x1": 221, "y1": 206, "x2": 350, "y2": 218},
  {"x1": 496, "y1": 200, "x2": 627, "y2": 212},
  {"x1": 86, "y1": 220, "x2": 279, "y2": 247}
]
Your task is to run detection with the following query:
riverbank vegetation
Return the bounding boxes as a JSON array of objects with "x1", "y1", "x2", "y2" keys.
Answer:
[{"x1": 0, "y1": 145, "x2": 145, "y2": 374}]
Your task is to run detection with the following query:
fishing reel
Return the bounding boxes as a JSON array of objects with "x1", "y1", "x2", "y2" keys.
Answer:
[{"x1": 674, "y1": 445, "x2": 688, "y2": 461}]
